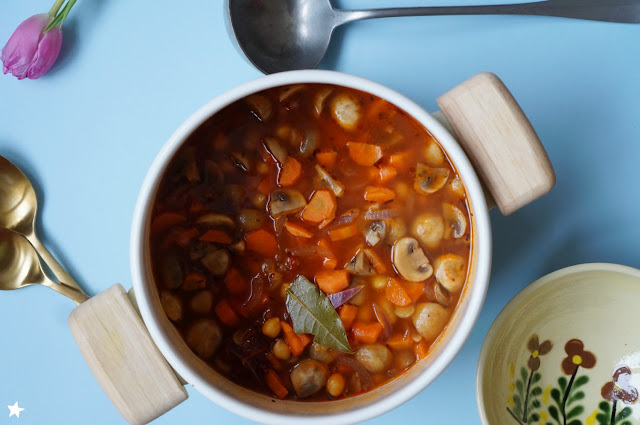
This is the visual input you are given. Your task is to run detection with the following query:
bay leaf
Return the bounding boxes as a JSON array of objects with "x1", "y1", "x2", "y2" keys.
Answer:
[{"x1": 285, "y1": 275, "x2": 353, "y2": 353}]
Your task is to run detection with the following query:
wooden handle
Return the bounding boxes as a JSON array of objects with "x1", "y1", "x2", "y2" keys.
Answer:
[
  {"x1": 436, "y1": 72, "x2": 555, "y2": 215},
  {"x1": 69, "y1": 284, "x2": 188, "y2": 425}
]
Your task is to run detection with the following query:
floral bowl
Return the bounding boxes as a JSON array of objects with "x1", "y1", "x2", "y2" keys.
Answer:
[{"x1": 477, "y1": 263, "x2": 640, "y2": 425}]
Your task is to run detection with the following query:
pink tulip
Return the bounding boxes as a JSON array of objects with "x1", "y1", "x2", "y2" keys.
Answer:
[{"x1": 1, "y1": 13, "x2": 63, "y2": 80}]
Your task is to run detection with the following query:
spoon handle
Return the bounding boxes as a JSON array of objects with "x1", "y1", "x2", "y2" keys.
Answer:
[
  {"x1": 335, "y1": 0, "x2": 640, "y2": 24},
  {"x1": 41, "y1": 278, "x2": 89, "y2": 304},
  {"x1": 29, "y1": 234, "x2": 88, "y2": 303}
]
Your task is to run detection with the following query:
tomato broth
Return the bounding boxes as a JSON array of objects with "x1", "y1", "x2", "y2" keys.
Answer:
[{"x1": 149, "y1": 84, "x2": 471, "y2": 401}]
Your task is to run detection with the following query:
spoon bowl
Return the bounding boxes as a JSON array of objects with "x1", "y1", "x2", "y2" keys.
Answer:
[{"x1": 0, "y1": 228, "x2": 88, "y2": 303}]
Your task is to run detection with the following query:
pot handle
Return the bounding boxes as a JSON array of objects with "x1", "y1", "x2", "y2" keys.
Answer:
[
  {"x1": 436, "y1": 72, "x2": 555, "y2": 215},
  {"x1": 69, "y1": 284, "x2": 188, "y2": 425}
]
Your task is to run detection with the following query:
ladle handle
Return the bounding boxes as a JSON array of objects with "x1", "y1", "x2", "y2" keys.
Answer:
[
  {"x1": 436, "y1": 72, "x2": 555, "y2": 215},
  {"x1": 68, "y1": 284, "x2": 188, "y2": 425}
]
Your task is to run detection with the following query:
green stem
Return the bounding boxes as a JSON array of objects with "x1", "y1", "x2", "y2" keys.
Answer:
[
  {"x1": 507, "y1": 407, "x2": 525, "y2": 425},
  {"x1": 44, "y1": 0, "x2": 77, "y2": 33},
  {"x1": 49, "y1": 0, "x2": 66, "y2": 17},
  {"x1": 561, "y1": 367, "x2": 579, "y2": 425},
  {"x1": 610, "y1": 400, "x2": 617, "y2": 425},
  {"x1": 522, "y1": 369, "x2": 534, "y2": 422}
]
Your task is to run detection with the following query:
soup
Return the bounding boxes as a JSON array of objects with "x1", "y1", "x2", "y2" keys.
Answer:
[{"x1": 149, "y1": 84, "x2": 471, "y2": 401}]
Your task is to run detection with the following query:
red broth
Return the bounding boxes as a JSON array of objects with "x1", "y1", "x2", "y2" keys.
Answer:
[{"x1": 149, "y1": 84, "x2": 471, "y2": 401}]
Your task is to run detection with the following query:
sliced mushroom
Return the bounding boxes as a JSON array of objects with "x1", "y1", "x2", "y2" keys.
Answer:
[
  {"x1": 229, "y1": 240, "x2": 246, "y2": 253},
  {"x1": 412, "y1": 302, "x2": 450, "y2": 341},
  {"x1": 355, "y1": 345, "x2": 393, "y2": 373},
  {"x1": 160, "y1": 291, "x2": 182, "y2": 322},
  {"x1": 330, "y1": 93, "x2": 361, "y2": 130},
  {"x1": 442, "y1": 203, "x2": 467, "y2": 239},
  {"x1": 291, "y1": 359, "x2": 329, "y2": 398},
  {"x1": 392, "y1": 237, "x2": 433, "y2": 282},
  {"x1": 160, "y1": 254, "x2": 183, "y2": 289},
  {"x1": 230, "y1": 152, "x2": 252, "y2": 172},
  {"x1": 279, "y1": 84, "x2": 305, "y2": 101},
  {"x1": 345, "y1": 250, "x2": 374, "y2": 276},
  {"x1": 245, "y1": 93, "x2": 272, "y2": 121},
  {"x1": 299, "y1": 129, "x2": 318, "y2": 157},
  {"x1": 186, "y1": 319, "x2": 222, "y2": 358},
  {"x1": 315, "y1": 164, "x2": 345, "y2": 197},
  {"x1": 433, "y1": 254, "x2": 466, "y2": 293},
  {"x1": 433, "y1": 283, "x2": 451, "y2": 307},
  {"x1": 237, "y1": 208, "x2": 265, "y2": 232},
  {"x1": 448, "y1": 177, "x2": 466, "y2": 198},
  {"x1": 424, "y1": 141, "x2": 445, "y2": 165},
  {"x1": 268, "y1": 189, "x2": 307, "y2": 218},
  {"x1": 364, "y1": 220, "x2": 387, "y2": 247},
  {"x1": 201, "y1": 249, "x2": 231, "y2": 276},
  {"x1": 412, "y1": 213, "x2": 444, "y2": 249},
  {"x1": 196, "y1": 213, "x2": 235, "y2": 228},
  {"x1": 314, "y1": 87, "x2": 333, "y2": 115},
  {"x1": 263, "y1": 137, "x2": 288, "y2": 164},
  {"x1": 414, "y1": 163, "x2": 450, "y2": 195},
  {"x1": 385, "y1": 218, "x2": 407, "y2": 244}
]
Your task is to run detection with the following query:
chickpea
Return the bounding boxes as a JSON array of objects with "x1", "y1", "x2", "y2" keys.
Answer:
[
  {"x1": 370, "y1": 275, "x2": 389, "y2": 290},
  {"x1": 326, "y1": 373, "x2": 346, "y2": 397},
  {"x1": 273, "y1": 339, "x2": 291, "y2": 360},
  {"x1": 412, "y1": 303, "x2": 450, "y2": 341},
  {"x1": 186, "y1": 319, "x2": 222, "y2": 359},
  {"x1": 309, "y1": 342, "x2": 338, "y2": 364},
  {"x1": 356, "y1": 344, "x2": 393, "y2": 374},
  {"x1": 262, "y1": 318, "x2": 281, "y2": 338},
  {"x1": 290, "y1": 359, "x2": 329, "y2": 398},
  {"x1": 394, "y1": 305, "x2": 415, "y2": 318}
]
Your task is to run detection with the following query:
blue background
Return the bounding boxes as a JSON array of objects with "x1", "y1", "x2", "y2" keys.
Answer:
[{"x1": 1, "y1": 0, "x2": 639, "y2": 424}]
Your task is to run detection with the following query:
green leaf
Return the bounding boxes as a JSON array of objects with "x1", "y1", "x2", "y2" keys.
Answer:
[
  {"x1": 532, "y1": 399, "x2": 541, "y2": 408},
  {"x1": 568, "y1": 391, "x2": 585, "y2": 405},
  {"x1": 574, "y1": 375, "x2": 589, "y2": 388},
  {"x1": 620, "y1": 422, "x2": 632, "y2": 425},
  {"x1": 286, "y1": 275, "x2": 352, "y2": 353},
  {"x1": 567, "y1": 420, "x2": 582, "y2": 425},
  {"x1": 521, "y1": 367, "x2": 529, "y2": 384},
  {"x1": 513, "y1": 395, "x2": 523, "y2": 416},
  {"x1": 551, "y1": 388, "x2": 562, "y2": 405},
  {"x1": 599, "y1": 401, "x2": 610, "y2": 412},
  {"x1": 567, "y1": 405, "x2": 584, "y2": 419},
  {"x1": 516, "y1": 380, "x2": 524, "y2": 395},
  {"x1": 549, "y1": 405, "x2": 560, "y2": 421},
  {"x1": 532, "y1": 372, "x2": 542, "y2": 384},
  {"x1": 530, "y1": 413, "x2": 540, "y2": 422},
  {"x1": 559, "y1": 377, "x2": 568, "y2": 392},
  {"x1": 616, "y1": 407, "x2": 632, "y2": 422},
  {"x1": 531, "y1": 386, "x2": 543, "y2": 396}
]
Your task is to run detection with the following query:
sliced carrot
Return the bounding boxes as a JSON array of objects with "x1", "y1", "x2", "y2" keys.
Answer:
[
  {"x1": 404, "y1": 282, "x2": 426, "y2": 302},
  {"x1": 389, "y1": 152, "x2": 410, "y2": 169},
  {"x1": 316, "y1": 270, "x2": 349, "y2": 294},
  {"x1": 225, "y1": 268, "x2": 248, "y2": 295},
  {"x1": 281, "y1": 322, "x2": 311, "y2": 356},
  {"x1": 339, "y1": 304, "x2": 358, "y2": 331},
  {"x1": 366, "y1": 97, "x2": 388, "y2": 120},
  {"x1": 257, "y1": 177, "x2": 271, "y2": 194},
  {"x1": 377, "y1": 165, "x2": 398, "y2": 182},
  {"x1": 329, "y1": 224, "x2": 359, "y2": 242},
  {"x1": 387, "y1": 333, "x2": 413, "y2": 351},
  {"x1": 278, "y1": 157, "x2": 302, "y2": 187},
  {"x1": 215, "y1": 299, "x2": 240, "y2": 326},
  {"x1": 183, "y1": 272, "x2": 207, "y2": 291},
  {"x1": 266, "y1": 353, "x2": 282, "y2": 371},
  {"x1": 265, "y1": 370, "x2": 288, "y2": 399},
  {"x1": 169, "y1": 227, "x2": 198, "y2": 248},
  {"x1": 245, "y1": 228, "x2": 278, "y2": 257},
  {"x1": 284, "y1": 222, "x2": 314, "y2": 238},
  {"x1": 151, "y1": 212, "x2": 186, "y2": 233},
  {"x1": 363, "y1": 249, "x2": 387, "y2": 274},
  {"x1": 351, "y1": 321, "x2": 383, "y2": 344},
  {"x1": 316, "y1": 149, "x2": 337, "y2": 168},
  {"x1": 346, "y1": 142, "x2": 383, "y2": 166},
  {"x1": 302, "y1": 189, "x2": 337, "y2": 224},
  {"x1": 385, "y1": 278, "x2": 413, "y2": 307},
  {"x1": 317, "y1": 239, "x2": 338, "y2": 269},
  {"x1": 364, "y1": 186, "x2": 395, "y2": 203},
  {"x1": 199, "y1": 229, "x2": 232, "y2": 244},
  {"x1": 415, "y1": 339, "x2": 430, "y2": 359}
]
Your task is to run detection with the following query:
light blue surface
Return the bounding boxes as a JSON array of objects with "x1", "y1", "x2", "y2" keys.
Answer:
[{"x1": 1, "y1": 1, "x2": 639, "y2": 424}]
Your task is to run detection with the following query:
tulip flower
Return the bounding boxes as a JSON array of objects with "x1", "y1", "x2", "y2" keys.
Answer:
[{"x1": 1, "y1": 0, "x2": 77, "y2": 80}]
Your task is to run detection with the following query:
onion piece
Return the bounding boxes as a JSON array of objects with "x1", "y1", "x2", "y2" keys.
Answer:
[
  {"x1": 333, "y1": 209, "x2": 359, "y2": 226},
  {"x1": 287, "y1": 245, "x2": 333, "y2": 259},
  {"x1": 328, "y1": 286, "x2": 364, "y2": 308},
  {"x1": 334, "y1": 356, "x2": 373, "y2": 391},
  {"x1": 242, "y1": 276, "x2": 265, "y2": 315},
  {"x1": 363, "y1": 208, "x2": 400, "y2": 221},
  {"x1": 372, "y1": 303, "x2": 392, "y2": 342}
]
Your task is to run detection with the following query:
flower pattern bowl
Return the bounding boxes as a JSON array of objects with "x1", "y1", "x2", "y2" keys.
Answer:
[{"x1": 477, "y1": 263, "x2": 640, "y2": 425}]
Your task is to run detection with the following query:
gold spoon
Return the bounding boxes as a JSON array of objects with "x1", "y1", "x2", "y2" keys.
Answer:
[
  {"x1": 0, "y1": 228, "x2": 88, "y2": 304},
  {"x1": 0, "y1": 155, "x2": 87, "y2": 305}
]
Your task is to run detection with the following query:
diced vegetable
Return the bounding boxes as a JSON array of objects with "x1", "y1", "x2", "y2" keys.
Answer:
[
  {"x1": 364, "y1": 186, "x2": 395, "y2": 203},
  {"x1": 339, "y1": 304, "x2": 358, "y2": 330},
  {"x1": 330, "y1": 94, "x2": 361, "y2": 130},
  {"x1": 362, "y1": 249, "x2": 387, "y2": 274},
  {"x1": 279, "y1": 157, "x2": 303, "y2": 186},
  {"x1": 302, "y1": 189, "x2": 337, "y2": 224},
  {"x1": 329, "y1": 224, "x2": 359, "y2": 241},
  {"x1": 347, "y1": 142, "x2": 383, "y2": 166},
  {"x1": 199, "y1": 229, "x2": 232, "y2": 244},
  {"x1": 315, "y1": 164, "x2": 345, "y2": 197},
  {"x1": 316, "y1": 270, "x2": 350, "y2": 294},
  {"x1": 183, "y1": 272, "x2": 206, "y2": 291},
  {"x1": 377, "y1": 165, "x2": 398, "y2": 182},
  {"x1": 246, "y1": 229, "x2": 278, "y2": 257},
  {"x1": 215, "y1": 299, "x2": 240, "y2": 326},
  {"x1": 387, "y1": 333, "x2": 413, "y2": 351},
  {"x1": 351, "y1": 321, "x2": 383, "y2": 344},
  {"x1": 327, "y1": 286, "x2": 364, "y2": 308},
  {"x1": 151, "y1": 212, "x2": 186, "y2": 234},
  {"x1": 392, "y1": 237, "x2": 433, "y2": 282},
  {"x1": 269, "y1": 189, "x2": 307, "y2": 218},
  {"x1": 385, "y1": 278, "x2": 414, "y2": 307},
  {"x1": 389, "y1": 152, "x2": 409, "y2": 169},
  {"x1": 364, "y1": 221, "x2": 387, "y2": 246},
  {"x1": 316, "y1": 149, "x2": 337, "y2": 168},
  {"x1": 414, "y1": 163, "x2": 450, "y2": 194},
  {"x1": 284, "y1": 222, "x2": 314, "y2": 238},
  {"x1": 281, "y1": 321, "x2": 312, "y2": 356},
  {"x1": 266, "y1": 369, "x2": 289, "y2": 399},
  {"x1": 225, "y1": 268, "x2": 248, "y2": 295}
]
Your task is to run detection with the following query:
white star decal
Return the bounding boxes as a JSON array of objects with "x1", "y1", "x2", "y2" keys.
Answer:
[{"x1": 8, "y1": 402, "x2": 24, "y2": 418}]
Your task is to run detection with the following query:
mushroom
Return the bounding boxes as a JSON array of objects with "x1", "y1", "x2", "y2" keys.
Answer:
[
  {"x1": 290, "y1": 359, "x2": 329, "y2": 398},
  {"x1": 196, "y1": 213, "x2": 235, "y2": 228},
  {"x1": 160, "y1": 254, "x2": 183, "y2": 289},
  {"x1": 186, "y1": 319, "x2": 222, "y2": 358},
  {"x1": 412, "y1": 303, "x2": 450, "y2": 341},
  {"x1": 160, "y1": 291, "x2": 182, "y2": 322},
  {"x1": 190, "y1": 291, "x2": 213, "y2": 314},
  {"x1": 299, "y1": 129, "x2": 318, "y2": 157},
  {"x1": 394, "y1": 304, "x2": 415, "y2": 319},
  {"x1": 275, "y1": 124, "x2": 302, "y2": 146},
  {"x1": 268, "y1": 189, "x2": 307, "y2": 218},
  {"x1": 330, "y1": 93, "x2": 361, "y2": 130},
  {"x1": 412, "y1": 213, "x2": 444, "y2": 249},
  {"x1": 385, "y1": 218, "x2": 407, "y2": 244},
  {"x1": 315, "y1": 164, "x2": 345, "y2": 197},
  {"x1": 414, "y1": 163, "x2": 450, "y2": 195},
  {"x1": 230, "y1": 152, "x2": 252, "y2": 172},
  {"x1": 433, "y1": 254, "x2": 466, "y2": 293},
  {"x1": 394, "y1": 350, "x2": 416, "y2": 371},
  {"x1": 442, "y1": 203, "x2": 467, "y2": 239},
  {"x1": 263, "y1": 137, "x2": 288, "y2": 164},
  {"x1": 448, "y1": 177, "x2": 466, "y2": 198},
  {"x1": 355, "y1": 344, "x2": 393, "y2": 373},
  {"x1": 229, "y1": 240, "x2": 246, "y2": 253},
  {"x1": 392, "y1": 237, "x2": 433, "y2": 282},
  {"x1": 433, "y1": 282, "x2": 451, "y2": 307},
  {"x1": 279, "y1": 84, "x2": 305, "y2": 102},
  {"x1": 345, "y1": 250, "x2": 374, "y2": 276},
  {"x1": 364, "y1": 220, "x2": 387, "y2": 247},
  {"x1": 314, "y1": 87, "x2": 333, "y2": 115},
  {"x1": 245, "y1": 93, "x2": 272, "y2": 121},
  {"x1": 200, "y1": 249, "x2": 230, "y2": 276},
  {"x1": 237, "y1": 208, "x2": 265, "y2": 232},
  {"x1": 309, "y1": 342, "x2": 339, "y2": 364},
  {"x1": 424, "y1": 141, "x2": 445, "y2": 165}
]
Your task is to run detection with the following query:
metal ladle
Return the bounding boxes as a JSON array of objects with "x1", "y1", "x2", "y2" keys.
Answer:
[
  {"x1": 227, "y1": 0, "x2": 639, "y2": 74},
  {"x1": 0, "y1": 155, "x2": 87, "y2": 305},
  {"x1": 0, "y1": 228, "x2": 88, "y2": 304}
]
